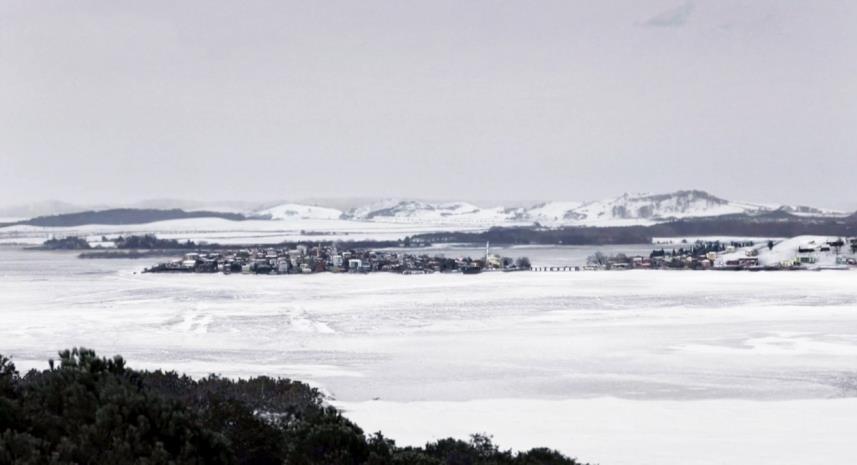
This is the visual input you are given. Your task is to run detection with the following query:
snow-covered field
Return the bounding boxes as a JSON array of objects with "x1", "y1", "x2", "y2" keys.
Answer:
[
  {"x1": 2, "y1": 247, "x2": 857, "y2": 464},
  {"x1": 339, "y1": 398, "x2": 857, "y2": 465},
  {"x1": 0, "y1": 217, "x2": 487, "y2": 245}
]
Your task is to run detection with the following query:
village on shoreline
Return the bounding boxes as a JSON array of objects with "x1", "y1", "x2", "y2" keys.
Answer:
[
  {"x1": 33, "y1": 234, "x2": 857, "y2": 275},
  {"x1": 142, "y1": 242, "x2": 530, "y2": 275},
  {"x1": 141, "y1": 236, "x2": 857, "y2": 276},
  {"x1": 587, "y1": 237, "x2": 857, "y2": 271}
]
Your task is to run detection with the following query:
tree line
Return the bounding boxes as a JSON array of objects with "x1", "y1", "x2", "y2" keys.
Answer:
[{"x1": 412, "y1": 215, "x2": 857, "y2": 246}]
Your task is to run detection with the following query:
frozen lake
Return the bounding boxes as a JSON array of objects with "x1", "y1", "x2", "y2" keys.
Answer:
[{"x1": 2, "y1": 246, "x2": 856, "y2": 464}]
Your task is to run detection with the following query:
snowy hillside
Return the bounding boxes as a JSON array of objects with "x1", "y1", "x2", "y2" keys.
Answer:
[
  {"x1": 342, "y1": 200, "x2": 527, "y2": 225},
  {"x1": 331, "y1": 191, "x2": 850, "y2": 227},
  {"x1": 565, "y1": 191, "x2": 765, "y2": 226},
  {"x1": 525, "y1": 202, "x2": 584, "y2": 224},
  {"x1": 334, "y1": 191, "x2": 837, "y2": 227},
  {"x1": 257, "y1": 203, "x2": 343, "y2": 220},
  {"x1": 775, "y1": 205, "x2": 849, "y2": 218}
]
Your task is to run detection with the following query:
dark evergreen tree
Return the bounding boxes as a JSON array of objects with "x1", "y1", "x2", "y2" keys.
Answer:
[{"x1": 0, "y1": 350, "x2": 587, "y2": 465}]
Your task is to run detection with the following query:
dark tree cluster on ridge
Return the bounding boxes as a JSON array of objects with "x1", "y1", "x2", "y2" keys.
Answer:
[{"x1": 0, "y1": 349, "x2": 583, "y2": 465}]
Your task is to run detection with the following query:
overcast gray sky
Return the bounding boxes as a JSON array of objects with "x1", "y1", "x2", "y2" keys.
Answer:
[{"x1": 1, "y1": 0, "x2": 856, "y2": 209}]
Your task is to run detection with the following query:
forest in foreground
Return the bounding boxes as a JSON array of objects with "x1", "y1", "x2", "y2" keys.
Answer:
[{"x1": 0, "y1": 349, "x2": 583, "y2": 465}]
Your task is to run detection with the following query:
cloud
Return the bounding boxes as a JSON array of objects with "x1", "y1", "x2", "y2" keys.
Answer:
[{"x1": 642, "y1": 1, "x2": 695, "y2": 28}]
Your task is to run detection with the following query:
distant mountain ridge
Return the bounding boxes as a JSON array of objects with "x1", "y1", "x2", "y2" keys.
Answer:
[
  {"x1": 0, "y1": 200, "x2": 264, "y2": 219},
  {"x1": 341, "y1": 200, "x2": 523, "y2": 224},
  {"x1": 13, "y1": 209, "x2": 247, "y2": 228},
  {"x1": 329, "y1": 190, "x2": 849, "y2": 226},
  {"x1": 561, "y1": 190, "x2": 764, "y2": 225},
  {"x1": 2, "y1": 191, "x2": 851, "y2": 229},
  {"x1": 0, "y1": 201, "x2": 103, "y2": 219}
]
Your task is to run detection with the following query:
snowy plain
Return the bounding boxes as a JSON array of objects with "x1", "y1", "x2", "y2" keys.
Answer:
[
  {"x1": 0, "y1": 217, "x2": 489, "y2": 246},
  {"x1": 1, "y1": 246, "x2": 857, "y2": 464}
]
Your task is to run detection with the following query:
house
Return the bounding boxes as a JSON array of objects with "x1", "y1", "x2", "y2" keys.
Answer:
[
  {"x1": 737, "y1": 257, "x2": 759, "y2": 267},
  {"x1": 798, "y1": 243, "x2": 817, "y2": 253},
  {"x1": 485, "y1": 254, "x2": 503, "y2": 269}
]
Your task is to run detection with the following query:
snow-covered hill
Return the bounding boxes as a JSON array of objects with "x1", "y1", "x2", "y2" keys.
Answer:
[
  {"x1": 560, "y1": 190, "x2": 767, "y2": 226},
  {"x1": 4, "y1": 192, "x2": 851, "y2": 243},
  {"x1": 257, "y1": 203, "x2": 343, "y2": 220},
  {"x1": 775, "y1": 205, "x2": 849, "y2": 218},
  {"x1": 341, "y1": 200, "x2": 527, "y2": 225},
  {"x1": 524, "y1": 202, "x2": 584, "y2": 224},
  {"x1": 333, "y1": 191, "x2": 842, "y2": 227}
]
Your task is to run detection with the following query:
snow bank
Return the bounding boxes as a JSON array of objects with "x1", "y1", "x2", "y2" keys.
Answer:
[{"x1": 337, "y1": 397, "x2": 857, "y2": 465}]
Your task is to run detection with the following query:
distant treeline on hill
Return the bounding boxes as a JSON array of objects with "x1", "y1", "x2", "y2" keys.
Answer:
[
  {"x1": 413, "y1": 212, "x2": 857, "y2": 245},
  {"x1": 39, "y1": 234, "x2": 417, "y2": 257},
  {"x1": 114, "y1": 234, "x2": 197, "y2": 249},
  {"x1": 108, "y1": 235, "x2": 406, "y2": 250},
  {"x1": 41, "y1": 236, "x2": 92, "y2": 250},
  {"x1": 14, "y1": 208, "x2": 247, "y2": 227},
  {"x1": 39, "y1": 234, "x2": 199, "y2": 251},
  {"x1": 0, "y1": 349, "x2": 583, "y2": 465}
]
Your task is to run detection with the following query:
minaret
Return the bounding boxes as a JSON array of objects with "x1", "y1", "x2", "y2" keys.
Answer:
[{"x1": 485, "y1": 241, "x2": 489, "y2": 263}]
